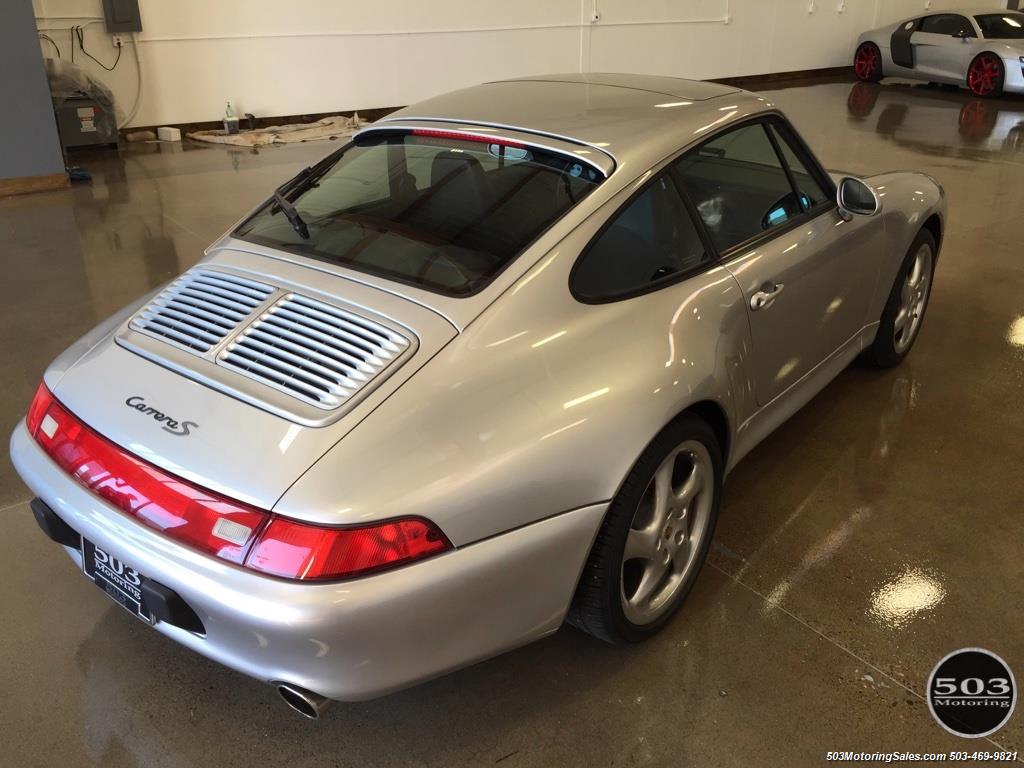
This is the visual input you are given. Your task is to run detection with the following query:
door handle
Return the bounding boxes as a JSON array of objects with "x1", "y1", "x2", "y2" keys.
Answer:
[{"x1": 750, "y1": 282, "x2": 784, "y2": 311}]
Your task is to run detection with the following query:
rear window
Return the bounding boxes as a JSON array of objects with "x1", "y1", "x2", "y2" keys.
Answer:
[
  {"x1": 234, "y1": 132, "x2": 603, "y2": 296},
  {"x1": 975, "y1": 13, "x2": 1024, "y2": 39}
]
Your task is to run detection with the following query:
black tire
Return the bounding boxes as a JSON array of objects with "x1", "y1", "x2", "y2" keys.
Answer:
[
  {"x1": 567, "y1": 414, "x2": 722, "y2": 644},
  {"x1": 967, "y1": 52, "x2": 1004, "y2": 98},
  {"x1": 854, "y1": 42, "x2": 883, "y2": 83},
  {"x1": 865, "y1": 229, "x2": 936, "y2": 368}
]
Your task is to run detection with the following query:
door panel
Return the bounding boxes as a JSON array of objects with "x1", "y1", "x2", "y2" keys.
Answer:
[
  {"x1": 891, "y1": 20, "x2": 918, "y2": 69},
  {"x1": 673, "y1": 117, "x2": 885, "y2": 406},
  {"x1": 913, "y1": 14, "x2": 975, "y2": 80},
  {"x1": 913, "y1": 33, "x2": 968, "y2": 80},
  {"x1": 724, "y1": 211, "x2": 885, "y2": 405}
]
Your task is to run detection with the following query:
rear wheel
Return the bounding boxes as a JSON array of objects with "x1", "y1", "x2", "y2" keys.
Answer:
[
  {"x1": 865, "y1": 229, "x2": 935, "y2": 368},
  {"x1": 568, "y1": 415, "x2": 722, "y2": 644},
  {"x1": 854, "y1": 42, "x2": 883, "y2": 83},
  {"x1": 967, "y1": 53, "x2": 1004, "y2": 98}
]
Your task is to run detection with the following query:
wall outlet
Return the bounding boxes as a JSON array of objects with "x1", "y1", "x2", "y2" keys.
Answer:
[{"x1": 112, "y1": 34, "x2": 125, "y2": 48}]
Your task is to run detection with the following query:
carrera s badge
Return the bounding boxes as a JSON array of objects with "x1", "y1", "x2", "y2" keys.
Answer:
[{"x1": 125, "y1": 396, "x2": 198, "y2": 437}]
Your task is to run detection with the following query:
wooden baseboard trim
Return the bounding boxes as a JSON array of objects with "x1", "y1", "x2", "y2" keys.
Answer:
[
  {"x1": 0, "y1": 172, "x2": 69, "y2": 197},
  {"x1": 713, "y1": 66, "x2": 854, "y2": 88}
]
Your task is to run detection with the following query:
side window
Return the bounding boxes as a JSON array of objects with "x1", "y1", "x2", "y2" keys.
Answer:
[
  {"x1": 767, "y1": 124, "x2": 829, "y2": 210},
  {"x1": 674, "y1": 123, "x2": 799, "y2": 252},
  {"x1": 920, "y1": 14, "x2": 973, "y2": 36},
  {"x1": 572, "y1": 175, "x2": 708, "y2": 299},
  {"x1": 953, "y1": 15, "x2": 976, "y2": 36}
]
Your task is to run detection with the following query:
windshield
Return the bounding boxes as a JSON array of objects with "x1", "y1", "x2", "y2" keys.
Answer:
[
  {"x1": 975, "y1": 13, "x2": 1024, "y2": 38},
  {"x1": 234, "y1": 132, "x2": 603, "y2": 296}
]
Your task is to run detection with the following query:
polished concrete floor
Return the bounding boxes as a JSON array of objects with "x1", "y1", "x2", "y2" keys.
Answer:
[{"x1": 1, "y1": 79, "x2": 1022, "y2": 767}]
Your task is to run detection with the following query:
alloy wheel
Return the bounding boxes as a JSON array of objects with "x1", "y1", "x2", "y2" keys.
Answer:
[
  {"x1": 620, "y1": 440, "x2": 713, "y2": 625},
  {"x1": 893, "y1": 243, "x2": 933, "y2": 354},
  {"x1": 968, "y1": 55, "x2": 1001, "y2": 97},
  {"x1": 854, "y1": 44, "x2": 880, "y2": 81}
]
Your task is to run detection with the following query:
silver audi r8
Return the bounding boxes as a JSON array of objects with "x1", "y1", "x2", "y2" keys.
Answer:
[
  {"x1": 855, "y1": 8, "x2": 1024, "y2": 97},
  {"x1": 9, "y1": 74, "x2": 945, "y2": 718}
]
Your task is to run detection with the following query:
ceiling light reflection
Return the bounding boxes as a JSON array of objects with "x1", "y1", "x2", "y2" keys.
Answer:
[
  {"x1": 486, "y1": 331, "x2": 528, "y2": 348},
  {"x1": 1007, "y1": 315, "x2": 1024, "y2": 347},
  {"x1": 868, "y1": 567, "x2": 946, "y2": 629},
  {"x1": 563, "y1": 387, "x2": 610, "y2": 409},
  {"x1": 531, "y1": 330, "x2": 566, "y2": 348},
  {"x1": 540, "y1": 419, "x2": 587, "y2": 441}
]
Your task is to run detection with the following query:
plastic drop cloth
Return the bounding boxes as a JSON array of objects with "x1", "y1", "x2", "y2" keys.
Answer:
[{"x1": 45, "y1": 58, "x2": 119, "y2": 135}]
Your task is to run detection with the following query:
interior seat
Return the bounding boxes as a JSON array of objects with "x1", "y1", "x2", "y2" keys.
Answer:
[{"x1": 406, "y1": 152, "x2": 491, "y2": 238}]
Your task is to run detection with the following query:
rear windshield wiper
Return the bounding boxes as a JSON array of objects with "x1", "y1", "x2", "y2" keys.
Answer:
[
  {"x1": 268, "y1": 149, "x2": 348, "y2": 240},
  {"x1": 272, "y1": 188, "x2": 310, "y2": 239}
]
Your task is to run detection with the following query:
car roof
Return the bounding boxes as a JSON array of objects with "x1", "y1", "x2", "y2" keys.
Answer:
[
  {"x1": 379, "y1": 74, "x2": 775, "y2": 174},
  {"x1": 955, "y1": 8, "x2": 1020, "y2": 14},
  {"x1": 911, "y1": 8, "x2": 1018, "y2": 17}
]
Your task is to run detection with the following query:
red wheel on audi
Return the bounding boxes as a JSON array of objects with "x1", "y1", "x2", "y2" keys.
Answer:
[
  {"x1": 854, "y1": 43, "x2": 882, "y2": 83},
  {"x1": 967, "y1": 53, "x2": 1004, "y2": 98}
]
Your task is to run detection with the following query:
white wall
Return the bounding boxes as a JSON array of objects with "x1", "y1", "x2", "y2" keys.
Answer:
[{"x1": 32, "y1": 0, "x2": 1004, "y2": 129}]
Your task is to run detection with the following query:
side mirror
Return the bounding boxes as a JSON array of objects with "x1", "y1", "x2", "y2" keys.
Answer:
[{"x1": 836, "y1": 176, "x2": 880, "y2": 221}]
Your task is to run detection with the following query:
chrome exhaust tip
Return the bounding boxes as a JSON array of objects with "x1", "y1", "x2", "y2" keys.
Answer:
[{"x1": 277, "y1": 683, "x2": 332, "y2": 720}]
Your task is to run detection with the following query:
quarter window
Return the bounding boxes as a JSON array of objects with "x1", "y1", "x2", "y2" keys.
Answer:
[
  {"x1": 572, "y1": 175, "x2": 708, "y2": 300},
  {"x1": 975, "y1": 13, "x2": 1024, "y2": 39},
  {"x1": 674, "y1": 122, "x2": 802, "y2": 252}
]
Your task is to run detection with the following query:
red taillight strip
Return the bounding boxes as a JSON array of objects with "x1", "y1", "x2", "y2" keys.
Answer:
[
  {"x1": 26, "y1": 381, "x2": 52, "y2": 437},
  {"x1": 26, "y1": 384, "x2": 452, "y2": 580},
  {"x1": 28, "y1": 385, "x2": 269, "y2": 564},
  {"x1": 410, "y1": 128, "x2": 525, "y2": 148},
  {"x1": 244, "y1": 516, "x2": 451, "y2": 581}
]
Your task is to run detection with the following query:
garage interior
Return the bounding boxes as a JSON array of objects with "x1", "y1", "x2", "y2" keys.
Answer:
[{"x1": 2, "y1": 0, "x2": 1022, "y2": 765}]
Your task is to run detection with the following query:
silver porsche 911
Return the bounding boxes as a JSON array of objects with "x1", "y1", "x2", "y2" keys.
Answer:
[
  {"x1": 10, "y1": 74, "x2": 944, "y2": 718},
  {"x1": 855, "y1": 8, "x2": 1024, "y2": 97}
]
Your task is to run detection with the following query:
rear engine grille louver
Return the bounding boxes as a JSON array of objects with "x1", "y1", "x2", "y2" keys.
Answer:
[
  {"x1": 130, "y1": 270, "x2": 274, "y2": 352},
  {"x1": 218, "y1": 293, "x2": 410, "y2": 410}
]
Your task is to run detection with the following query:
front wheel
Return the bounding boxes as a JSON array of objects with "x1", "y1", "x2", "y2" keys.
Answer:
[
  {"x1": 967, "y1": 53, "x2": 1004, "y2": 98},
  {"x1": 567, "y1": 415, "x2": 722, "y2": 644},
  {"x1": 865, "y1": 229, "x2": 935, "y2": 368}
]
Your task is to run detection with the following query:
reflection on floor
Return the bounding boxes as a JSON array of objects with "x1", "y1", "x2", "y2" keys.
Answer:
[{"x1": 0, "y1": 78, "x2": 1021, "y2": 766}]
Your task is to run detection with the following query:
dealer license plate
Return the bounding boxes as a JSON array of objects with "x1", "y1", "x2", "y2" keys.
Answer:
[{"x1": 82, "y1": 538, "x2": 154, "y2": 624}]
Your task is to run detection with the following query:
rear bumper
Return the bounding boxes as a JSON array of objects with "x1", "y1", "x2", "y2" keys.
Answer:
[{"x1": 9, "y1": 421, "x2": 605, "y2": 701}]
